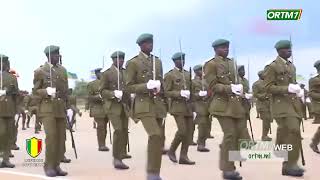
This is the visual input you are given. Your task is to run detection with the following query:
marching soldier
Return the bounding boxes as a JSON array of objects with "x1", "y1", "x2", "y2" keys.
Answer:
[
  {"x1": 252, "y1": 71, "x2": 272, "y2": 141},
  {"x1": 192, "y1": 65, "x2": 211, "y2": 152},
  {"x1": 125, "y1": 33, "x2": 164, "y2": 180},
  {"x1": 87, "y1": 68, "x2": 109, "y2": 151},
  {"x1": 25, "y1": 89, "x2": 42, "y2": 133},
  {"x1": 67, "y1": 88, "x2": 82, "y2": 131},
  {"x1": 22, "y1": 91, "x2": 30, "y2": 130},
  {"x1": 164, "y1": 52, "x2": 195, "y2": 165},
  {"x1": 100, "y1": 51, "x2": 131, "y2": 169},
  {"x1": 33, "y1": 45, "x2": 69, "y2": 177},
  {"x1": 0, "y1": 54, "x2": 18, "y2": 168},
  {"x1": 84, "y1": 96, "x2": 97, "y2": 129},
  {"x1": 264, "y1": 40, "x2": 305, "y2": 177},
  {"x1": 309, "y1": 60, "x2": 320, "y2": 153},
  {"x1": 204, "y1": 39, "x2": 249, "y2": 180}
]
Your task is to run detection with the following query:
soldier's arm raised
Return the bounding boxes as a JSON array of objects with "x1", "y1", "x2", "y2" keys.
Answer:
[
  {"x1": 264, "y1": 65, "x2": 288, "y2": 94},
  {"x1": 100, "y1": 71, "x2": 116, "y2": 100},
  {"x1": 163, "y1": 73, "x2": 180, "y2": 98},
  {"x1": 125, "y1": 60, "x2": 149, "y2": 94}
]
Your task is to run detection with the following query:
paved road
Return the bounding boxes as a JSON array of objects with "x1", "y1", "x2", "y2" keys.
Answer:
[{"x1": 1, "y1": 109, "x2": 319, "y2": 180}]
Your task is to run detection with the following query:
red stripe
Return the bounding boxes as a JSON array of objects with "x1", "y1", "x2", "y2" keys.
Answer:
[{"x1": 38, "y1": 140, "x2": 42, "y2": 153}]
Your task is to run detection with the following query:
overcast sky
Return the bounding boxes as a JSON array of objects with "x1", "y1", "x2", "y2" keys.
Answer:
[{"x1": 0, "y1": 0, "x2": 318, "y2": 91}]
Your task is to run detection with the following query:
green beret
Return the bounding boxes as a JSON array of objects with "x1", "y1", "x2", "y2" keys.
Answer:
[
  {"x1": 44, "y1": 45, "x2": 60, "y2": 54},
  {"x1": 314, "y1": 60, "x2": 320, "y2": 68},
  {"x1": 172, "y1": 52, "x2": 185, "y2": 61},
  {"x1": 212, "y1": 39, "x2": 230, "y2": 47},
  {"x1": 0, "y1": 54, "x2": 9, "y2": 61},
  {"x1": 110, "y1": 51, "x2": 125, "y2": 59},
  {"x1": 274, "y1": 40, "x2": 291, "y2": 49},
  {"x1": 94, "y1": 68, "x2": 102, "y2": 73},
  {"x1": 258, "y1": 71, "x2": 264, "y2": 76},
  {"x1": 193, "y1": 65, "x2": 202, "y2": 71},
  {"x1": 136, "y1": 33, "x2": 153, "y2": 45}
]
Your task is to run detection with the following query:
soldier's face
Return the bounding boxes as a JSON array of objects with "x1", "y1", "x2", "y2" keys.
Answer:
[
  {"x1": 278, "y1": 48, "x2": 292, "y2": 59},
  {"x1": 195, "y1": 69, "x2": 202, "y2": 77},
  {"x1": 238, "y1": 68, "x2": 245, "y2": 77},
  {"x1": 140, "y1": 40, "x2": 153, "y2": 53},
  {"x1": 174, "y1": 59, "x2": 184, "y2": 69},
  {"x1": 259, "y1": 74, "x2": 264, "y2": 80},
  {"x1": 113, "y1": 57, "x2": 124, "y2": 68},
  {"x1": 214, "y1": 44, "x2": 229, "y2": 58},
  {"x1": 48, "y1": 52, "x2": 60, "y2": 65},
  {"x1": 96, "y1": 72, "x2": 102, "y2": 79}
]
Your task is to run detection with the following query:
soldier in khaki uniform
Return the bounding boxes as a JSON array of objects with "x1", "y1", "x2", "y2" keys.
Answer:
[
  {"x1": 84, "y1": 97, "x2": 97, "y2": 129},
  {"x1": 164, "y1": 52, "x2": 195, "y2": 165},
  {"x1": 299, "y1": 84, "x2": 308, "y2": 120},
  {"x1": 192, "y1": 65, "x2": 211, "y2": 152},
  {"x1": 25, "y1": 92, "x2": 42, "y2": 133},
  {"x1": 100, "y1": 51, "x2": 131, "y2": 169},
  {"x1": 264, "y1": 40, "x2": 305, "y2": 177},
  {"x1": 87, "y1": 68, "x2": 109, "y2": 152},
  {"x1": 22, "y1": 91, "x2": 31, "y2": 130},
  {"x1": 33, "y1": 45, "x2": 69, "y2": 177},
  {"x1": 125, "y1": 33, "x2": 164, "y2": 180},
  {"x1": 0, "y1": 54, "x2": 18, "y2": 168},
  {"x1": 67, "y1": 88, "x2": 82, "y2": 131},
  {"x1": 204, "y1": 39, "x2": 250, "y2": 180},
  {"x1": 309, "y1": 60, "x2": 320, "y2": 153},
  {"x1": 23, "y1": 93, "x2": 31, "y2": 129},
  {"x1": 252, "y1": 71, "x2": 272, "y2": 141}
]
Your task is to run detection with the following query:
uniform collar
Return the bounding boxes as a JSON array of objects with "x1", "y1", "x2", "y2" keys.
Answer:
[
  {"x1": 214, "y1": 55, "x2": 227, "y2": 61},
  {"x1": 278, "y1": 56, "x2": 289, "y2": 64},
  {"x1": 174, "y1": 67, "x2": 184, "y2": 72},
  {"x1": 140, "y1": 51, "x2": 151, "y2": 59}
]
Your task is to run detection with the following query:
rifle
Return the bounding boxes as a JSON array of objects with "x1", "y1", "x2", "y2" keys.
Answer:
[
  {"x1": 246, "y1": 59, "x2": 255, "y2": 142},
  {"x1": 108, "y1": 121, "x2": 112, "y2": 144},
  {"x1": 65, "y1": 116, "x2": 78, "y2": 159},
  {"x1": 233, "y1": 58, "x2": 243, "y2": 168}
]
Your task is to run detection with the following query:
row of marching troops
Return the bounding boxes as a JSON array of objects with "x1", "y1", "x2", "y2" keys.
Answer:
[{"x1": 0, "y1": 33, "x2": 320, "y2": 180}]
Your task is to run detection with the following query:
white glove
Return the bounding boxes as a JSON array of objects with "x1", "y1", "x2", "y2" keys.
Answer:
[
  {"x1": 0, "y1": 90, "x2": 6, "y2": 96},
  {"x1": 114, "y1": 90, "x2": 123, "y2": 99},
  {"x1": 199, "y1": 90, "x2": 207, "y2": 97},
  {"x1": 46, "y1": 87, "x2": 56, "y2": 96},
  {"x1": 180, "y1": 90, "x2": 190, "y2": 99},
  {"x1": 296, "y1": 89, "x2": 304, "y2": 98},
  {"x1": 193, "y1": 112, "x2": 197, "y2": 120},
  {"x1": 245, "y1": 93, "x2": 253, "y2": 100},
  {"x1": 147, "y1": 80, "x2": 161, "y2": 91},
  {"x1": 288, "y1": 84, "x2": 301, "y2": 94},
  {"x1": 154, "y1": 80, "x2": 161, "y2": 93},
  {"x1": 67, "y1": 109, "x2": 73, "y2": 121},
  {"x1": 24, "y1": 110, "x2": 29, "y2": 113},
  {"x1": 231, "y1": 84, "x2": 243, "y2": 95},
  {"x1": 306, "y1": 97, "x2": 311, "y2": 103}
]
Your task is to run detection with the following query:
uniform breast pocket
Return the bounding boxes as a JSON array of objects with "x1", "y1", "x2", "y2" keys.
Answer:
[
  {"x1": 40, "y1": 100, "x2": 53, "y2": 113},
  {"x1": 137, "y1": 69, "x2": 149, "y2": 82},
  {"x1": 0, "y1": 97, "x2": 15, "y2": 116},
  {"x1": 272, "y1": 98, "x2": 288, "y2": 115},
  {"x1": 134, "y1": 97, "x2": 150, "y2": 114}
]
